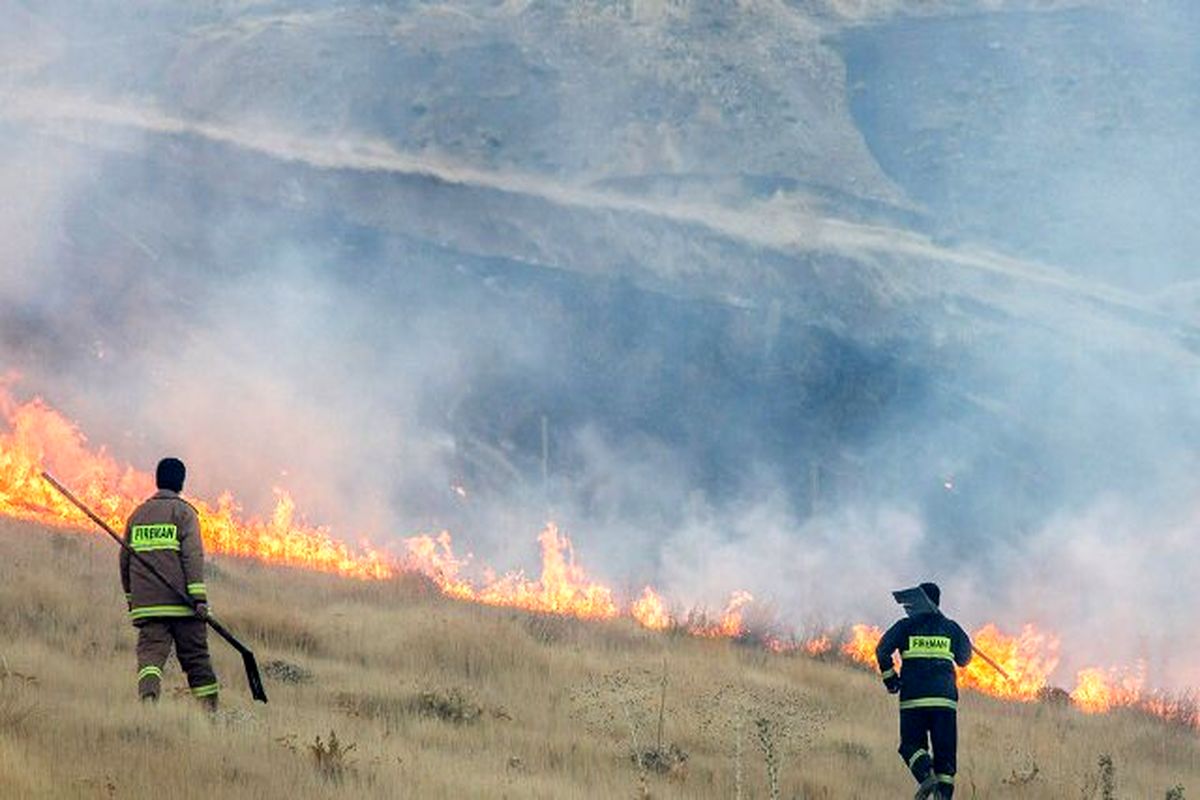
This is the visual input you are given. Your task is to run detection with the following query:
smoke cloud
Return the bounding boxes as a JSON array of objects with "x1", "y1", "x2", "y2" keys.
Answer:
[{"x1": 2, "y1": 1, "x2": 1199, "y2": 687}]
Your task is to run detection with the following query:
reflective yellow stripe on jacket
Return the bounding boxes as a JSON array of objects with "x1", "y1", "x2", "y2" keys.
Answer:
[
  {"x1": 898, "y1": 697, "x2": 958, "y2": 711},
  {"x1": 129, "y1": 604, "x2": 195, "y2": 620}
]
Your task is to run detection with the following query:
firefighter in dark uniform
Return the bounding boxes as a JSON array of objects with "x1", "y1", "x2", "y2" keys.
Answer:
[
  {"x1": 875, "y1": 582, "x2": 971, "y2": 800},
  {"x1": 120, "y1": 457, "x2": 219, "y2": 709}
]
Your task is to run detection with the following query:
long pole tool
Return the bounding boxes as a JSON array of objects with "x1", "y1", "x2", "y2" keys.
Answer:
[
  {"x1": 893, "y1": 586, "x2": 1012, "y2": 681},
  {"x1": 41, "y1": 471, "x2": 268, "y2": 703}
]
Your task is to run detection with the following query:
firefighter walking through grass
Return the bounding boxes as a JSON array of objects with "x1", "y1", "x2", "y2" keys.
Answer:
[
  {"x1": 876, "y1": 582, "x2": 971, "y2": 800},
  {"x1": 120, "y1": 457, "x2": 219, "y2": 708}
]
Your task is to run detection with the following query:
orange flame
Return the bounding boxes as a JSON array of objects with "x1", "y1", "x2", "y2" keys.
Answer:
[
  {"x1": 689, "y1": 590, "x2": 755, "y2": 638},
  {"x1": 842, "y1": 623, "x2": 883, "y2": 665},
  {"x1": 1070, "y1": 664, "x2": 1145, "y2": 714},
  {"x1": 841, "y1": 622, "x2": 1060, "y2": 702},
  {"x1": 961, "y1": 624, "x2": 1060, "y2": 701},
  {"x1": 0, "y1": 390, "x2": 396, "y2": 579},
  {"x1": 2, "y1": 386, "x2": 1197, "y2": 726},
  {"x1": 631, "y1": 586, "x2": 671, "y2": 631},
  {"x1": 473, "y1": 523, "x2": 618, "y2": 619},
  {"x1": 804, "y1": 635, "x2": 833, "y2": 656},
  {"x1": 1, "y1": 387, "x2": 628, "y2": 618}
]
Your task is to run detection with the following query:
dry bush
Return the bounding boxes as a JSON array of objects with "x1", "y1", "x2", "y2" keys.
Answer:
[
  {"x1": 570, "y1": 663, "x2": 692, "y2": 795},
  {"x1": 411, "y1": 687, "x2": 486, "y2": 725},
  {"x1": 633, "y1": 742, "x2": 688, "y2": 778},
  {"x1": 263, "y1": 658, "x2": 313, "y2": 685},
  {"x1": 308, "y1": 731, "x2": 357, "y2": 785},
  {"x1": 1079, "y1": 753, "x2": 1117, "y2": 800},
  {"x1": 1038, "y1": 686, "x2": 1072, "y2": 707},
  {"x1": 696, "y1": 681, "x2": 829, "y2": 800},
  {"x1": 337, "y1": 685, "x2": 505, "y2": 729}
]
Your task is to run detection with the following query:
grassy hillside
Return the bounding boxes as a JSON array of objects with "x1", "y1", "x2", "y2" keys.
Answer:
[{"x1": 0, "y1": 518, "x2": 1196, "y2": 799}]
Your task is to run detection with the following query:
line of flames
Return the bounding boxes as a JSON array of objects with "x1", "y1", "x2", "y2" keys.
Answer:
[{"x1": 0, "y1": 386, "x2": 1191, "y2": 723}]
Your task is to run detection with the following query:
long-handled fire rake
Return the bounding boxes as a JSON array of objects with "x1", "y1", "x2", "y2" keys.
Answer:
[
  {"x1": 893, "y1": 585, "x2": 1011, "y2": 681},
  {"x1": 41, "y1": 471, "x2": 268, "y2": 703}
]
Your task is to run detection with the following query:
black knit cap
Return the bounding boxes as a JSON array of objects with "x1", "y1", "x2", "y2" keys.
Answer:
[
  {"x1": 918, "y1": 581, "x2": 941, "y2": 608},
  {"x1": 156, "y1": 457, "x2": 186, "y2": 493}
]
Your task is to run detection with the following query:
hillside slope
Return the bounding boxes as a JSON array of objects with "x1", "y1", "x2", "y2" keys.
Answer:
[
  {"x1": 0, "y1": 519, "x2": 1196, "y2": 799},
  {"x1": 3, "y1": 0, "x2": 1200, "y2": 609}
]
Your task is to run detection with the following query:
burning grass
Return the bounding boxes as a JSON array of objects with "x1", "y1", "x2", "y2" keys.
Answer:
[
  {"x1": 0, "y1": 519, "x2": 1198, "y2": 798},
  {"x1": 0, "y1": 386, "x2": 1186, "y2": 721}
]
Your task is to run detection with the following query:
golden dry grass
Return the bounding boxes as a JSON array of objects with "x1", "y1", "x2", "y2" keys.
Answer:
[{"x1": 0, "y1": 518, "x2": 1197, "y2": 799}]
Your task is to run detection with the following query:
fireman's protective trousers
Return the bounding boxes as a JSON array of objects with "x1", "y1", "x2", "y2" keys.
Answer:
[
  {"x1": 135, "y1": 619, "x2": 218, "y2": 700},
  {"x1": 899, "y1": 706, "x2": 957, "y2": 798}
]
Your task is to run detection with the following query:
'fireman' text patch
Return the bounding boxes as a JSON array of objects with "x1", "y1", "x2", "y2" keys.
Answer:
[
  {"x1": 130, "y1": 523, "x2": 179, "y2": 551},
  {"x1": 903, "y1": 635, "x2": 953, "y2": 660}
]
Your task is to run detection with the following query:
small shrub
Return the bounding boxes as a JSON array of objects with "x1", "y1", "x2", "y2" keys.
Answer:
[
  {"x1": 1038, "y1": 686, "x2": 1072, "y2": 707},
  {"x1": 309, "y1": 730, "x2": 356, "y2": 784},
  {"x1": 1098, "y1": 753, "x2": 1116, "y2": 800},
  {"x1": 411, "y1": 688, "x2": 484, "y2": 725},
  {"x1": 263, "y1": 659, "x2": 313, "y2": 684},
  {"x1": 1003, "y1": 761, "x2": 1040, "y2": 786},
  {"x1": 695, "y1": 682, "x2": 829, "y2": 800},
  {"x1": 1166, "y1": 786, "x2": 1185, "y2": 800},
  {"x1": 755, "y1": 716, "x2": 782, "y2": 800},
  {"x1": 631, "y1": 743, "x2": 688, "y2": 779}
]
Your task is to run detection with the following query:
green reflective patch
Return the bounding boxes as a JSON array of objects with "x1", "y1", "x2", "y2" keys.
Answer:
[
  {"x1": 191, "y1": 682, "x2": 219, "y2": 698},
  {"x1": 131, "y1": 524, "x2": 179, "y2": 552},
  {"x1": 903, "y1": 635, "x2": 953, "y2": 660},
  {"x1": 187, "y1": 583, "x2": 207, "y2": 596},
  {"x1": 138, "y1": 665, "x2": 163, "y2": 681}
]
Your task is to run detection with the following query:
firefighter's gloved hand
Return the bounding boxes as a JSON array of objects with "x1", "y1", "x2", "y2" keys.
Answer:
[
  {"x1": 883, "y1": 674, "x2": 901, "y2": 694},
  {"x1": 194, "y1": 602, "x2": 209, "y2": 620}
]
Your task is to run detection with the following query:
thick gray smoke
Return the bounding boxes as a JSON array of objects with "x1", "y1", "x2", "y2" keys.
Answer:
[{"x1": 2, "y1": 1, "x2": 1198, "y2": 687}]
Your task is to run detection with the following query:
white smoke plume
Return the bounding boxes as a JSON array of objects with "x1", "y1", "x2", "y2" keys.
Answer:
[{"x1": 2, "y1": 0, "x2": 1199, "y2": 689}]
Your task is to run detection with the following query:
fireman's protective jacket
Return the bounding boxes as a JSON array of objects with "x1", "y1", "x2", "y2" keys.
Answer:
[
  {"x1": 120, "y1": 490, "x2": 207, "y2": 623},
  {"x1": 875, "y1": 612, "x2": 972, "y2": 710}
]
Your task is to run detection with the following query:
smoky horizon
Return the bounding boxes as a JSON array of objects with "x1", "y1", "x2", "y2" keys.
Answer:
[{"x1": 2, "y1": 1, "x2": 1198, "y2": 688}]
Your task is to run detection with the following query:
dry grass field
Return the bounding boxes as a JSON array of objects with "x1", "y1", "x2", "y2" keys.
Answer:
[{"x1": 0, "y1": 517, "x2": 1197, "y2": 799}]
